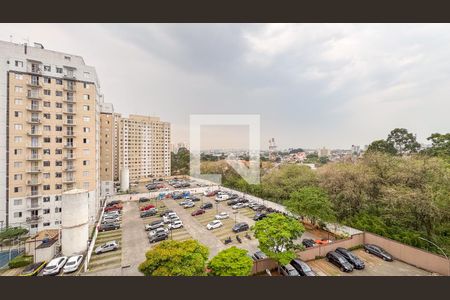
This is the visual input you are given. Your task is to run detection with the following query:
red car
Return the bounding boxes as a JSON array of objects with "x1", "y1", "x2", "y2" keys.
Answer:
[
  {"x1": 191, "y1": 209, "x2": 205, "y2": 216},
  {"x1": 105, "y1": 204, "x2": 123, "y2": 212},
  {"x1": 140, "y1": 204, "x2": 155, "y2": 211},
  {"x1": 156, "y1": 183, "x2": 165, "y2": 189},
  {"x1": 315, "y1": 239, "x2": 333, "y2": 245},
  {"x1": 205, "y1": 191, "x2": 218, "y2": 197}
]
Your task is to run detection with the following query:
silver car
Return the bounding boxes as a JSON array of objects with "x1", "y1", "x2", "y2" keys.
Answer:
[{"x1": 95, "y1": 241, "x2": 119, "y2": 254}]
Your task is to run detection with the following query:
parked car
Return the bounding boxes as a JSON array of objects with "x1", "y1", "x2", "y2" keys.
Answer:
[
  {"x1": 302, "y1": 239, "x2": 316, "y2": 248},
  {"x1": 179, "y1": 200, "x2": 191, "y2": 206},
  {"x1": 228, "y1": 193, "x2": 239, "y2": 200},
  {"x1": 103, "y1": 214, "x2": 121, "y2": 221},
  {"x1": 42, "y1": 256, "x2": 68, "y2": 276},
  {"x1": 168, "y1": 220, "x2": 184, "y2": 229},
  {"x1": 252, "y1": 251, "x2": 268, "y2": 260},
  {"x1": 98, "y1": 222, "x2": 120, "y2": 232},
  {"x1": 105, "y1": 204, "x2": 123, "y2": 212},
  {"x1": 364, "y1": 244, "x2": 393, "y2": 261},
  {"x1": 19, "y1": 261, "x2": 47, "y2": 276},
  {"x1": 159, "y1": 209, "x2": 173, "y2": 217},
  {"x1": 315, "y1": 238, "x2": 333, "y2": 245},
  {"x1": 95, "y1": 241, "x2": 119, "y2": 254},
  {"x1": 139, "y1": 197, "x2": 151, "y2": 203},
  {"x1": 290, "y1": 259, "x2": 316, "y2": 276},
  {"x1": 232, "y1": 222, "x2": 249, "y2": 233},
  {"x1": 206, "y1": 220, "x2": 223, "y2": 230},
  {"x1": 190, "y1": 196, "x2": 201, "y2": 202},
  {"x1": 183, "y1": 202, "x2": 195, "y2": 208},
  {"x1": 215, "y1": 212, "x2": 229, "y2": 220},
  {"x1": 253, "y1": 212, "x2": 267, "y2": 221},
  {"x1": 172, "y1": 193, "x2": 183, "y2": 200},
  {"x1": 335, "y1": 247, "x2": 365, "y2": 269},
  {"x1": 191, "y1": 209, "x2": 205, "y2": 216},
  {"x1": 227, "y1": 199, "x2": 240, "y2": 206},
  {"x1": 101, "y1": 217, "x2": 120, "y2": 224},
  {"x1": 106, "y1": 200, "x2": 122, "y2": 206},
  {"x1": 280, "y1": 263, "x2": 300, "y2": 276},
  {"x1": 145, "y1": 219, "x2": 165, "y2": 231},
  {"x1": 104, "y1": 211, "x2": 121, "y2": 217},
  {"x1": 200, "y1": 202, "x2": 213, "y2": 209},
  {"x1": 251, "y1": 204, "x2": 264, "y2": 211},
  {"x1": 140, "y1": 204, "x2": 155, "y2": 211},
  {"x1": 326, "y1": 251, "x2": 354, "y2": 272},
  {"x1": 148, "y1": 227, "x2": 169, "y2": 237},
  {"x1": 163, "y1": 214, "x2": 179, "y2": 223},
  {"x1": 63, "y1": 255, "x2": 84, "y2": 274},
  {"x1": 149, "y1": 232, "x2": 169, "y2": 243},
  {"x1": 232, "y1": 203, "x2": 246, "y2": 210},
  {"x1": 215, "y1": 194, "x2": 230, "y2": 202},
  {"x1": 203, "y1": 190, "x2": 218, "y2": 197},
  {"x1": 140, "y1": 209, "x2": 157, "y2": 218},
  {"x1": 238, "y1": 198, "x2": 249, "y2": 204}
]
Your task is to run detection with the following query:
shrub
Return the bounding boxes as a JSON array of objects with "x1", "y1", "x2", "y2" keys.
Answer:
[
  {"x1": 0, "y1": 227, "x2": 29, "y2": 241},
  {"x1": 8, "y1": 255, "x2": 33, "y2": 269}
]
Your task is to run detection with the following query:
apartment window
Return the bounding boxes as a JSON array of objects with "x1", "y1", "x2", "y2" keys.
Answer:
[
  {"x1": 44, "y1": 77, "x2": 51, "y2": 83},
  {"x1": 15, "y1": 74, "x2": 23, "y2": 80},
  {"x1": 43, "y1": 113, "x2": 50, "y2": 119},
  {"x1": 55, "y1": 138, "x2": 62, "y2": 143},
  {"x1": 43, "y1": 137, "x2": 51, "y2": 143},
  {"x1": 43, "y1": 101, "x2": 51, "y2": 107},
  {"x1": 55, "y1": 172, "x2": 62, "y2": 178},
  {"x1": 15, "y1": 86, "x2": 23, "y2": 93},
  {"x1": 43, "y1": 161, "x2": 50, "y2": 167},
  {"x1": 15, "y1": 60, "x2": 23, "y2": 67},
  {"x1": 55, "y1": 126, "x2": 62, "y2": 132},
  {"x1": 14, "y1": 149, "x2": 22, "y2": 155},
  {"x1": 55, "y1": 196, "x2": 61, "y2": 201},
  {"x1": 56, "y1": 91, "x2": 63, "y2": 97},
  {"x1": 55, "y1": 184, "x2": 62, "y2": 190},
  {"x1": 56, "y1": 67, "x2": 63, "y2": 74},
  {"x1": 83, "y1": 105, "x2": 90, "y2": 111},
  {"x1": 56, "y1": 114, "x2": 62, "y2": 120},
  {"x1": 83, "y1": 138, "x2": 89, "y2": 144},
  {"x1": 14, "y1": 174, "x2": 22, "y2": 180},
  {"x1": 83, "y1": 160, "x2": 89, "y2": 166},
  {"x1": 56, "y1": 102, "x2": 62, "y2": 108},
  {"x1": 14, "y1": 111, "x2": 22, "y2": 118},
  {"x1": 55, "y1": 149, "x2": 62, "y2": 155},
  {"x1": 43, "y1": 197, "x2": 50, "y2": 203},
  {"x1": 14, "y1": 187, "x2": 22, "y2": 193},
  {"x1": 43, "y1": 209, "x2": 50, "y2": 214},
  {"x1": 83, "y1": 94, "x2": 90, "y2": 100},
  {"x1": 44, "y1": 65, "x2": 51, "y2": 72},
  {"x1": 14, "y1": 136, "x2": 22, "y2": 143},
  {"x1": 14, "y1": 124, "x2": 22, "y2": 130},
  {"x1": 43, "y1": 173, "x2": 50, "y2": 179},
  {"x1": 43, "y1": 149, "x2": 50, "y2": 155},
  {"x1": 31, "y1": 224, "x2": 38, "y2": 229},
  {"x1": 13, "y1": 199, "x2": 22, "y2": 206},
  {"x1": 43, "y1": 125, "x2": 50, "y2": 131},
  {"x1": 14, "y1": 212, "x2": 22, "y2": 218},
  {"x1": 14, "y1": 99, "x2": 22, "y2": 105},
  {"x1": 83, "y1": 127, "x2": 90, "y2": 133},
  {"x1": 83, "y1": 171, "x2": 89, "y2": 177},
  {"x1": 43, "y1": 185, "x2": 50, "y2": 190},
  {"x1": 43, "y1": 222, "x2": 50, "y2": 227},
  {"x1": 55, "y1": 161, "x2": 62, "y2": 167},
  {"x1": 83, "y1": 116, "x2": 90, "y2": 122},
  {"x1": 55, "y1": 207, "x2": 62, "y2": 213},
  {"x1": 44, "y1": 89, "x2": 51, "y2": 96},
  {"x1": 14, "y1": 162, "x2": 22, "y2": 168},
  {"x1": 56, "y1": 79, "x2": 63, "y2": 85}
]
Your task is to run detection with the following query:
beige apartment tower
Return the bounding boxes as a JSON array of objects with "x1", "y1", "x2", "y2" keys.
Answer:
[
  {"x1": 0, "y1": 41, "x2": 103, "y2": 233},
  {"x1": 114, "y1": 114, "x2": 171, "y2": 185}
]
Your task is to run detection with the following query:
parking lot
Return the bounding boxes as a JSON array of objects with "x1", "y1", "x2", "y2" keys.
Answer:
[{"x1": 308, "y1": 249, "x2": 434, "y2": 276}]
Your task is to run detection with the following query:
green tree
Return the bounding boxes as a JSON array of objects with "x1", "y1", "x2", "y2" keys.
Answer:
[
  {"x1": 139, "y1": 240, "x2": 209, "y2": 276},
  {"x1": 286, "y1": 187, "x2": 335, "y2": 226},
  {"x1": 387, "y1": 128, "x2": 421, "y2": 155},
  {"x1": 252, "y1": 213, "x2": 305, "y2": 266},
  {"x1": 366, "y1": 139, "x2": 397, "y2": 155},
  {"x1": 171, "y1": 147, "x2": 190, "y2": 175},
  {"x1": 207, "y1": 246, "x2": 254, "y2": 276},
  {"x1": 425, "y1": 133, "x2": 450, "y2": 158}
]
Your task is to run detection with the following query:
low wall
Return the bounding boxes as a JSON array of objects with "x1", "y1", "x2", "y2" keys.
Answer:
[
  {"x1": 297, "y1": 233, "x2": 365, "y2": 261},
  {"x1": 364, "y1": 232, "x2": 449, "y2": 275},
  {"x1": 251, "y1": 258, "x2": 278, "y2": 275}
]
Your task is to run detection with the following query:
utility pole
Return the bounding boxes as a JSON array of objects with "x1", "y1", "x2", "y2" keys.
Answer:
[{"x1": 419, "y1": 237, "x2": 449, "y2": 276}]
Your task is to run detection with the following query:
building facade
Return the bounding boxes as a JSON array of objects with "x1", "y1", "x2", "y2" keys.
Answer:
[
  {"x1": 0, "y1": 41, "x2": 103, "y2": 233},
  {"x1": 114, "y1": 114, "x2": 171, "y2": 184},
  {"x1": 99, "y1": 102, "x2": 116, "y2": 197}
]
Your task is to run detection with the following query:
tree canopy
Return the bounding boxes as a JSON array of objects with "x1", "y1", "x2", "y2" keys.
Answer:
[
  {"x1": 207, "y1": 246, "x2": 254, "y2": 276},
  {"x1": 139, "y1": 240, "x2": 209, "y2": 276},
  {"x1": 386, "y1": 128, "x2": 421, "y2": 155}
]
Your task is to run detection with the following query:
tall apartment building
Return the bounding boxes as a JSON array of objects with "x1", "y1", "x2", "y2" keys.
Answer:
[
  {"x1": 99, "y1": 102, "x2": 116, "y2": 196},
  {"x1": 0, "y1": 41, "x2": 103, "y2": 233},
  {"x1": 114, "y1": 114, "x2": 171, "y2": 184}
]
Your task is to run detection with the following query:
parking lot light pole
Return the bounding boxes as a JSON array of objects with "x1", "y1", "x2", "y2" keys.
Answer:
[{"x1": 419, "y1": 237, "x2": 449, "y2": 276}]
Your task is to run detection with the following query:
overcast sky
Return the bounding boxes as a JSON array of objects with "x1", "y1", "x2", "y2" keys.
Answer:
[{"x1": 1, "y1": 24, "x2": 449, "y2": 150}]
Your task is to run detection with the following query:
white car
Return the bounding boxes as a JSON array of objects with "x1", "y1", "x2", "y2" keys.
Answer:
[
  {"x1": 215, "y1": 194, "x2": 230, "y2": 202},
  {"x1": 63, "y1": 255, "x2": 84, "y2": 274},
  {"x1": 42, "y1": 256, "x2": 68, "y2": 276},
  {"x1": 95, "y1": 241, "x2": 119, "y2": 254},
  {"x1": 206, "y1": 220, "x2": 223, "y2": 230},
  {"x1": 232, "y1": 203, "x2": 246, "y2": 209},
  {"x1": 215, "y1": 212, "x2": 229, "y2": 220},
  {"x1": 168, "y1": 220, "x2": 184, "y2": 229},
  {"x1": 148, "y1": 227, "x2": 169, "y2": 237},
  {"x1": 183, "y1": 202, "x2": 195, "y2": 208},
  {"x1": 163, "y1": 214, "x2": 179, "y2": 223}
]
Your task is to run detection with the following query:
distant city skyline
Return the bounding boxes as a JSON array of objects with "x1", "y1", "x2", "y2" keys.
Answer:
[{"x1": 1, "y1": 24, "x2": 449, "y2": 149}]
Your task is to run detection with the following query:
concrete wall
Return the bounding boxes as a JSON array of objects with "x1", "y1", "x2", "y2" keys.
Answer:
[
  {"x1": 364, "y1": 232, "x2": 449, "y2": 276},
  {"x1": 251, "y1": 258, "x2": 278, "y2": 275}
]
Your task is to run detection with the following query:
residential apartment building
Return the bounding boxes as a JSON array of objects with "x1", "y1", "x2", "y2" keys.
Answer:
[
  {"x1": 114, "y1": 114, "x2": 171, "y2": 183},
  {"x1": 0, "y1": 41, "x2": 103, "y2": 233},
  {"x1": 99, "y1": 102, "x2": 116, "y2": 196}
]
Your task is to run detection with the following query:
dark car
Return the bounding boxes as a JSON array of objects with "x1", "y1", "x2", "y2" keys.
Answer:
[
  {"x1": 302, "y1": 239, "x2": 316, "y2": 248},
  {"x1": 200, "y1": 202, "x2": 213, "y2": 209},
  {"x1": 106, "y1": 200, "x2": 122, "y2": 206},
  {"x1": 149, "y1": 232, "x2": 169, "y2": 243},
  {"x1": 191, "y1": 209, "x2": 205, "y2": 216},
  {"x1": 238, "y1": 198, "x2": 249, "y2": 204},
  {"x1": 252, "y1": 251, "x2": 268, "y2": 260},
  {"x1": 159, "y1": 209, "x2": 174, "y2": 217},
  {"x1": 172, "y1": 194, "x2": 183, "y2": 200},
  {"x1": 139, "y1": 197, "x2": 150, "y2": 203},
  {"x1": 98, "y1": 222, "x2": 120, "y2": 232},
  {"x1": 253, "y1": 212, "x2": 267, "y2": 221},
  {"x1": 140, "y1": 209, "x2": 157, "y2": 218},
  {"x1": 228, "y1": 194, "x2": 239, "y2": 200},
  {"x1": 251, "y1": 204, "x2": 264, "y2": 211},
  {"x1": 19, "y1": 261, "x2": 47, "y2": 276},
  {"x1": 190, "y1": 196, "x2": 201, "y2": 202},
  {"x1": 232, "y1": 222, "x2": 249, "y2": 233},
  {"x1": 147, "y1": 219, "x2": 165, "y2": 230},
  {"x1": 335, "y1": 247, "x2": 365, "y2": 269},
  {"x1": 326, "y1": 251, "x2": 354, "y2": 272},
  {"x1": 364, "y1": 244, "x2": 393, "y2": 261},
  {"x1": 290, "y1": 259, "x2": 316, "y2": 276},
  {"x1": 280, "y1": 264, "x2": 300, "y2": 276},
  {"x1": 227, "y1": 199, "x2": 240, "y2": 206}
]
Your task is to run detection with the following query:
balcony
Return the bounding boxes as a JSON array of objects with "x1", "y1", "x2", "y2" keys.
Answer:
[
  {"x1": 63, "y1": 120, "x2": 76, "y2": 126},
  {"x1": 26, "y1": 168, "x2": 41, "y2": 173},
  {"x1": 26, "y1": 155, "x2": 41, "y2": 161},
  {"x1": 27, "y1": 91, "x2": 41, "y2": 100},
  {"x1": 64, "y1": 84, "x2": 76, "y2": 92},
  {"x1": 63, "y1": 177, "x2": 76, "y2": 183},
  {"x1": 63, "y1": 108, "x2": 76, "y2": 115},
  {"x1": 63, "y1": 97, "x2": 75, "y2": 103},
  {"x1": 63, "y1": 155, "x2": 76, "y2": 160},
  {"x1": 64, "y1": 143, "x2": 76, "y2": 149},
  {"x1": 26, "y1": 216, "x2": 42, "y2": 223},
  {"x1": 27, "y1": 180, "x2": 42, "y2": 186},
  {"x1": 27, "y1": 143, "x2": 42, "y2": 148},
  {"x1": 27, "y1": 192, "x2": 42, "y2": 199},
  {"x1": 26, "y1": 204, "x2": 42, "y2": 210},
  {"x1": 27, "y1": 118, "x2": 41, "y2": 124},
  {"x1": 64, "y1": 131, "x2": 75, "y2": 137},
  {"x1": 63, "y1": 73, "x2": 76, "y2": 80},
  {"x1": 27, "y1": 80, "x2": 42, "y2": 88},
  {"x1": 64, "y1": 165, "x2": 76, "y2": 172},
  {"x1": 27, "y1": 130, "x2": 42, "y2": 136},
  {"x1": 26, "y1": 105, "x2": 42, "y2": 112}
]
